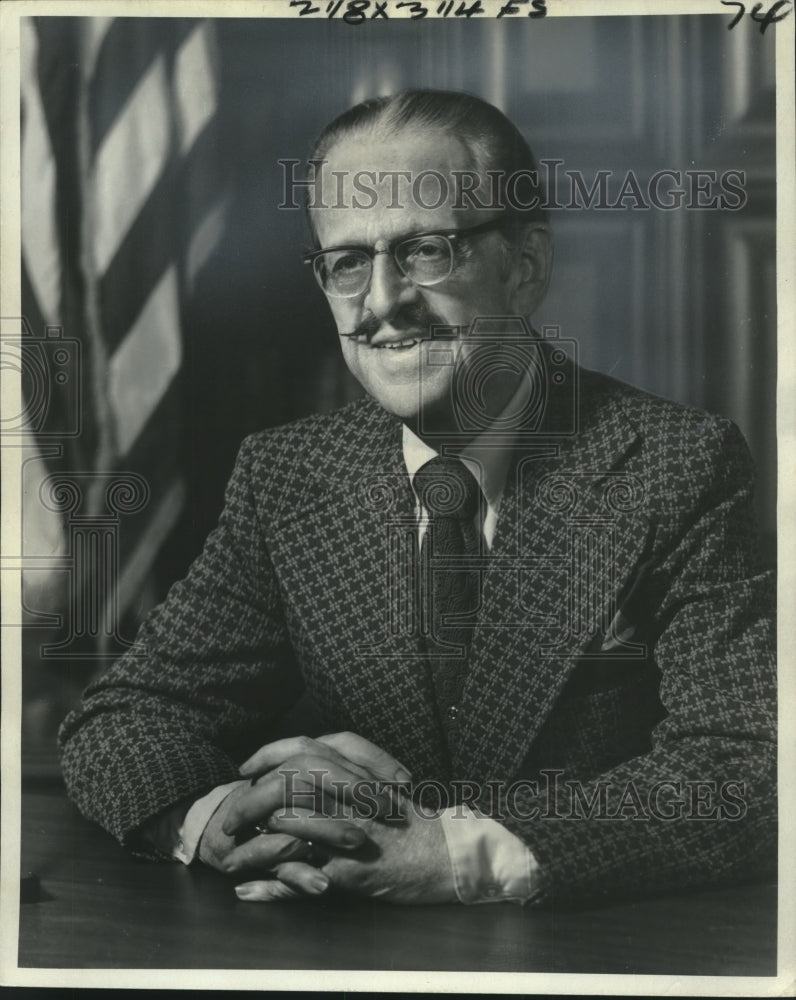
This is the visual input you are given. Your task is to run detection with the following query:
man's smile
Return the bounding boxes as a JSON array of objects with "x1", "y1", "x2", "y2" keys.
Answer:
[
  {"x1": 354, "y1": 336, "x2": 427, "y2": 366},
  {"x1": 347, "y1": 330, "x2": 429, "y2": 350},
  {"x1": 375, "y1": 338, "x2": 421, "y2": 350}
]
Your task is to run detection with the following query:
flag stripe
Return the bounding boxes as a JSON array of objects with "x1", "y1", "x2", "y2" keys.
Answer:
[
  {"x1": 115, "y1": 478, "x2": 186, "y2": 619},
  {"x1": 187, "y1": 193, "x2": 229, "y2": 290},
  {"x1": 123, "y1": 379, "x2": 182, "y2": 491},
  {"x1": 92, "y1": 55, "x2": 172, "y2": 276},
  {"x1": 34, "y1": 20, "x2": 83, "y2": 200},
  {"x1": 21, "y1": 259, "x2": 92, "y2": 468},
  {"x1": 107, "y1": 266, "x2": 182, "y2": 457},
  {"x1": 182, "y1": 121, "x2": 227, "y2": 220},
  {"x1": 172, "y1": 17, "x2": 201, "y2": 50},
  {"x1": 21, "y1": 19, "x2": 61, "y2": 327},
  {"x1": 99, "y1": 121, "x2": 225, "y2": 353},
  {"x1": 21, "y1": 21, "x2": 89, "y2": 466},
  {"x1": 116, "y1": 387, "x2": 183, "y2": 569},
  {"x1": 174, "y1": 22, "x2": 218, "y2": 157},
  {"x1": 22, "y1": 16, "x2": 227, "y2": 684},
  {"x1": 29, "y1": 18, "x2": 88, "y2": 339},
  {"x1": 98, "y1": 162, "x2": 178, "y2": 355},
  {"x1": 88, "y1": 18, "x2": 164, "y2": 156},
  {"x1": 83, "y1": 16, "x2": 114, "y2": 72},
  {"x1": 20, "y1": 264, "x2": 48, "y2": 355}
]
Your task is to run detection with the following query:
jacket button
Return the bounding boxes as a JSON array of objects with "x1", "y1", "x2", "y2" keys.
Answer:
[{"x1": 448, "y1": 705, "x2": 458, "y2": 721}]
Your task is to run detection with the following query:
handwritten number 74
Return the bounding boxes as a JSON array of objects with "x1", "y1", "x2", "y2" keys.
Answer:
[{"x1": 721, "y1": 0, "x2": 793, "y2": 33}]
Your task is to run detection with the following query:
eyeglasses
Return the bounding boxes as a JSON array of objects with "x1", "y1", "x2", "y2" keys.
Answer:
[{"x1": 303, "y1": 217, "x2": 510, "y2": 299}]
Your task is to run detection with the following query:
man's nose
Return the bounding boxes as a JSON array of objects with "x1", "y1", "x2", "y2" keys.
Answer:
[{"x1": 363, "y1": 251, "x2": 416, "y2": 321}]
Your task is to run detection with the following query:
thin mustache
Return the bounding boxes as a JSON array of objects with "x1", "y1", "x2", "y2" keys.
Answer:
[{"x1": 343, "y1": 307, "x2": 445, "y2": 341}]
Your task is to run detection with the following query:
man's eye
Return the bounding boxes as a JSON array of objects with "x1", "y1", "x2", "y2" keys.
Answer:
[
  {"x1": 331, "y1": 253, "x2": 367, "y2": 274},
  {"x1": 405, "y1": 239, "x2": 447, "y2": 263}
]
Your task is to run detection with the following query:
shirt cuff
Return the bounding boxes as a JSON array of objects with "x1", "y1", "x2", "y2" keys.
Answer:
[
  {"x1": 176, "y1": 779, "x2": 250, "y2": 864},
  {"x1": 142, "y1": 780, "x2": 249, "y2": 865},
  {"x1": 439, "y1": 803, "x2": 542, "y2": 905}
]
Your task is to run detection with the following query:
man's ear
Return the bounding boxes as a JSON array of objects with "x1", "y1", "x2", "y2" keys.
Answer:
[{"x1": 509, "y1": 224, "x2": 554, "y2": 315}]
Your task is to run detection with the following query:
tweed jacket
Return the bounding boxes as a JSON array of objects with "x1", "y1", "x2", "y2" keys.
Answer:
[{"x1": 59, "y1": 361, "x2": 776, "y2": 903}]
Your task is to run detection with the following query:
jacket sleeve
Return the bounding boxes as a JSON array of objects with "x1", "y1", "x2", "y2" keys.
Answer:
[
  {"x1": 58, "y1": 435, "x2": 303, "y2": 855},
  {"x1": 492, "y1": 418, "x2": 777, "y2": 903}
]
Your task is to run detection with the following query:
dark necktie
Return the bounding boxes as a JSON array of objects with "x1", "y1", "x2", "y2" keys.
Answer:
[{"x1": 414, "y1": 456, "x2": 483, "y2": 657}]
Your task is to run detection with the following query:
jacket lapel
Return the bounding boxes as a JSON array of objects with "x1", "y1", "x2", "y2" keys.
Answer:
[
  {"x1": 454, "y1": 373, "x2": 652, "y2": 787},
  {"x1": 269, "y1": 400, "x2": 449, "y2": 778}
]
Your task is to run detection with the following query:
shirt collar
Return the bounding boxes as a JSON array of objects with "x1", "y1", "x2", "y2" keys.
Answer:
[{"x1": 401, "y1": 380, "x2": 526, "y2": 510}]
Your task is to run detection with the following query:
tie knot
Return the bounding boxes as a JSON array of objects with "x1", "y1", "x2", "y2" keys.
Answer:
[{"x1": 414, "y1": 456, "x2": 482, "y2": 521}]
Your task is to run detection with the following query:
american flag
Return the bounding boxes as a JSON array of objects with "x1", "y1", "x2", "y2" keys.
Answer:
[{"x1": 19, "y1": 15, "x2": 228, "y2": 757}]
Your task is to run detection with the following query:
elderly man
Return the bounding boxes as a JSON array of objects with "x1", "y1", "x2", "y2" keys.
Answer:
[{"x1": 60, "y1": 89, "x2": 776, "y2": 907}]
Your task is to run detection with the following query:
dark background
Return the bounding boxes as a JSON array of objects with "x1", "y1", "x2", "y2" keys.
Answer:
[{"x1": 19, "y1": 14, "x2": 777, "y2": 771}]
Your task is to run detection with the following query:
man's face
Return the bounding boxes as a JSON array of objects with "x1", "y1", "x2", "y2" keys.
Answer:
[{"x1": 310, "y1": 129, "x2": 543, "y2": 433}]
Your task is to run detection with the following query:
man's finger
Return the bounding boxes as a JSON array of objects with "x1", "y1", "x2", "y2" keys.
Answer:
[
  {"x1": 317, "y1": 732, "x2": 412, "y2": 783},
  {"x1": 235, "y1": 879, "x2": 302, "y2": 903},
  {"x1": 220, "y1": 831, "x2": 309, "y2": 875},
  {"x1": 265, "y1": 808, "x2": 369, "y2": 852},
  {"x1": 239, "y1": 736, "x2": 371, "y2": 780},
  {"x1": 221, "y1": 771, "x2": 285, "y2": 836},
  {"x1": 224, "y1": 754, "x2": 402, "y2": 835},
  {"x1": 271, "y1": 861, "x2": 330, "y2": 896}
]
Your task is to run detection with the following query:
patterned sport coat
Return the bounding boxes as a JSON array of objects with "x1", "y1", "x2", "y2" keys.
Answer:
[{"x1": 59, "y1": 358, "x2": 776, "y2": 904}]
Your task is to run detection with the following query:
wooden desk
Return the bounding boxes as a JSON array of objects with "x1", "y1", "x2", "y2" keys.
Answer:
[{"x1": 18, "y1": 788, "x2": 777, "y2": 974}]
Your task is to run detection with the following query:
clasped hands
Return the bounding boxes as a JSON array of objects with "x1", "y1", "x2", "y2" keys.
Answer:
[{"x1": 197, "y1": 732, "x2": 457, "y2": 904}]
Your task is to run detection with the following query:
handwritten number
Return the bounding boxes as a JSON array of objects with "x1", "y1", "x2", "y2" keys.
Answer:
[
  {"x1": 433, "y1": 0, "x2": 483, "y2": 14},
  {"x1": 342, "y1": 0, "x2": 369, "y2": 21},
  {"x1": 290, "y1": 0, "x2": 321, "y2": 13},
  {"x1": 721, "y1": 0, "x2": 792, "y2": 31},
  {"x1": 396, "y1": 0, "x2": 428, "y2": 15},
  {"x1": 749, "y1": 0, "x2": 792, "y2": 31},
  {"x1": 287, "y1": 0, "x2": 548, "y2": 20},
  {"x1": 720, "y1": 1, "x2": 746, "y2": 27}
]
